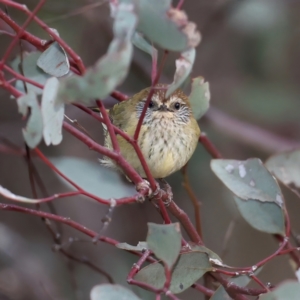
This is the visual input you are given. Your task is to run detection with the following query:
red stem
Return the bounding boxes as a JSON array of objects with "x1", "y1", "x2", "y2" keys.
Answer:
[
  {"x1": 96, "y1": 100, "x2": 120, "y2": 152},
  {"x1": 127, "y1": 250, "x2": 152, "y2": 281},
  {"x1": 199, "y1": 133, "x2": 222, "y2": 159},
  {"x1": 163, "y1": 266, "x2": 172, "y2": 290},
  {"x1": 4, "y1": 65, "x2": 44, "y2": 88},
  {"x1": 0, "y1": 203, "x2": 157, "y2": 262},
  {"x1": 1, "y1": 0, "x2": 85, "y2": 74},
  {"x1": 34, "y1": 148, "x2": 83, "y2": 191},
  {"x1": 0, "y1": 0, "x2": 46, "y2": 67},
  {"x1": 62, "y1": 121, "x2": 144, "y2": 186},
  {"x1": 176, "y1": 0, "x2": 185, "y2": 9},
  {"x1": 0, "y1": 9, "x2": 45, "y2": 50},
  {"x1": 34, "y1": 148, "x2": 142, "y2": 205},
  {"x1": 192, "y1": 283, "x2": 214, "y2": 297},
  {"x1": 250, "y1": 274, "x2": 270, "y2": 292},
  {"x1": 168, "y1": 201, "x2": 203, "y2": 245},
  {"x1": 74, "y1": 104, "x2": 157, "y2": 190},
  {"x1": 111, "y1": 90, "x2": 128, "y2": 101},
  {"x1": 0, "y1": 202, "x2": 117, "y2": 243},
  {"x1": 133, "y1": 49, "x2": 168, "y2": 142}
]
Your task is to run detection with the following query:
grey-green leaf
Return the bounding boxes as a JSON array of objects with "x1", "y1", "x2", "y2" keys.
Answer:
[
  {"x1": 11, "y1": 52, "x2": 51, "y2": 95},
  {"x1": 41, "y1": 77, "x2": 64, "y2": 146},
  {"x1": 37, "y1": 42, "x2": 70, "y2": 77},
  {"x1": 135, "y1": 251, "x2": 212, "y2": 294},
  {"x1": 132, "y1": 32, "x2": 158, "y2": 82},
  {"x1": 189, "y1": 76, "x2": 210, "y2": 120},
  {"x1": 116, "y1": 242, "x2": 148, "y2": 251},
  {"x1": 50, "y1": 157, "x2": 136, "y2": 199},
  {"x1": 211, "y1": 159, "x2": 285, "y2": 235},
  {"x1": 17, "y1": 91, "x2": 43, "y2": 148},
  {"x1": 190, "y1": 245, "x2": 223, "y2": 265},
  {"x1": 210, "y1": 274, "x2": 258, "y2": 300},
  {"x1": 147, "y1": 223, "x2": 181, "y2": 269},
  {"x1": 137, "y1": 0, "x2": 200, "y2": 51},
  {"x1": 90, "y1": 284, "x2": 141, "y2": 300},
  {"x1": 234, "y1": 196, "x2": 285, "y2": 235},
  {"x1": 56, "y1": 1, "x2": 137, "y2": 105},
  {"x1": 132, "y1": 32, "x2": 156, "y2": 56},
  {"x1": 259, "y1": 281, "x2": 300, "y2": 300},
  {"x1": 211, "y1": 159, "x2": 284, "y2": 206},
  {"x1": 266, "y1": 150, "x2": 300, "y2": 197},
  {"x1": 166, "y1": 48, "x2": 196, "y2": 98}
]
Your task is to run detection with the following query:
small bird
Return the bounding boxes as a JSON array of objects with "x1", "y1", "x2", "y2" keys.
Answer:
[{"x1": 98, "y1": 84, "x2": 200, "y2": 179}]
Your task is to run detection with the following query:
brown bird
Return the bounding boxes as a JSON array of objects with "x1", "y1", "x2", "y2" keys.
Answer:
[{"x1": 98, "y1": 84, "x2": 200, "y2": 178}]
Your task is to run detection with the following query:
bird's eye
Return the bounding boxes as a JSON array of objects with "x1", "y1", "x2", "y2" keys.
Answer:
[
  {"x1": 174, "y1": 102, "x2": 181, "y2": 110},
  {"x1": 148, "y1": 100, "x2": 154, "y2": 108}
]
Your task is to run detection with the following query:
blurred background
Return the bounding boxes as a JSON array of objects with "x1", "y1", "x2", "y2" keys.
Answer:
[{"x1": 1, "y1": 0, "x2": 300, "y2": 299}]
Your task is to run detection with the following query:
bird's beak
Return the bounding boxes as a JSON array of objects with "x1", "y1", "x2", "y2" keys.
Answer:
[{"x1": 158, "y1": 104, "x2": 168, "y2": 111}]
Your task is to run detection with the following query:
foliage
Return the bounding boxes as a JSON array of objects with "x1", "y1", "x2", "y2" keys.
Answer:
[{"x1": 0, "y1": 0, "x2": 300, "y2": 300}]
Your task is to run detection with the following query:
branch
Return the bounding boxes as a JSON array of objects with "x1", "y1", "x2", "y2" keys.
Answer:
[
  {"x1": 199, "y1": 132, "x2": 222, "y2": 159},
  {"x1": 168, "y1": 200, "x2": 203, "y2": 245},
  {"x1": 181, "y1": 163, "x2": 202, "y2": 237},
  {"x1": 62, "y1": 122, "x2": 145, "y2": 188},
  {"x1": 0, "y1": 9, "x2": 46, "y2": 50},
  {"x1": 0, "y1": 2, "x2": 85, "y2": 73},
  {"x1": 205, "y1": 107, "x2": 300, "y2": 153},
  {"x1": 0, "y1": 203, "x2": 158, "y2": 262},
  {"x1": 0, "y1": 0, "x2": 46, "y2": 66}
]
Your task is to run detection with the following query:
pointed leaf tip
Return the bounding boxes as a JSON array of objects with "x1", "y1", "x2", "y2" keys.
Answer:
[
  {"x1": 147, "y1": 223, "x2": 181, "y2": 269},
  {"x1": 211, "y1": 158, "x2": 285, "y2": 235}
]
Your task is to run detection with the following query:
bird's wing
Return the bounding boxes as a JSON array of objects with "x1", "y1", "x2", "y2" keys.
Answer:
[{"x1": 108, "y1": 100, "x2": 137, "y2": 135}]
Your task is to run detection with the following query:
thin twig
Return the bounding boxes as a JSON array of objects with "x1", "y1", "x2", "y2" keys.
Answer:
[{"x1": 181, "y1": 163, "x2": 202, "y2": 237}]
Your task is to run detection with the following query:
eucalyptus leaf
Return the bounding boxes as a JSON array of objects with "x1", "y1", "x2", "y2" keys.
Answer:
[
  {"x1": 56, "y1": 0, "x2": 137, "y2": 105},
  {"x1": 147, "y1": 223, "x2": 181, "y2": 269},
  {"x1": 17, "y1": 91, "x2": 43, "y2": 148},
  {"x1": 137, "y1": 0, "x2": 200, "y2": 51},
  {"x1": 135, "y1": 251, "x2": 212, "y2": 294},
  {"x1": 210, "y1": 272, "x2": 260, "y2": 300},
  {"x1": 90, "y1": 284, "x2": 141, "y2": 300},
  {"x1": 50, "y1": 157, "x2": 136, "y2": 199},
  {"x1": 0, "y1": 185, "x2": 43, "y2": 204},
  {"x1": 211, "y1": 159, "x2": 285, "y2": 235},
  {"x1": 266, "y1": 150, "x2": 300, "y2": 197},
  {"x1": 41, "y1": 77, "x2": 64, "y2": 146},
  {"x1": 211, "y1": 159, "x2": 284, "y2": 206},
  {"x1": 11, "y1": 52, "x2": 51, "y2": 95},
  {"x1": 190, "y1": 244, "x2": 222, "y2": 265},
  {"x1": 189, "y1": 76, "x2": 210, "y2": 120},
  {"x1": 132, "y1": 32, "x2": 156, "y2": 56},
  {"x1": 166, "y1": 48, "x2": 196, "y2": 98},
  {"x1": 234, "y1": 196, "x2": 285, "y2": 235},
  {"x1": 132, "y1": 32, "x2": 157, "y2": 82},
  {"x1": 259, "y1": 281, "x2": 300, "y2": 300},
  {"x1": 116, "y1": 242, "x2": 148, "y2": 251},
  {"x1": 37, "y1": 41, "x2": 70, "y2": 77}
]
